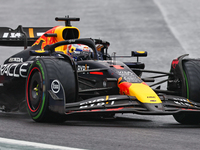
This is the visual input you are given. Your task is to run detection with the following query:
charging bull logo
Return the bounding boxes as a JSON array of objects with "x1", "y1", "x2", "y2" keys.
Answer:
[
  {"x1": 32, "y1": 26, "x2": 58, "y2": 50},
  {"x1": 117, "y1": 77, "x2": 132, "y2": 95},
  {"x1": 31, "y1": 26, "x2": 80, "y2": 54}
]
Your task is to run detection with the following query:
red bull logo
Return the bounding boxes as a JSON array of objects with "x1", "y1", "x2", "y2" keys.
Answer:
[
  {"x1": 32, "y1": 26, "x2": 80, "y2": 53},
  {"x1": 32, "y1": 26, "x2": 58, "y2": 50}
]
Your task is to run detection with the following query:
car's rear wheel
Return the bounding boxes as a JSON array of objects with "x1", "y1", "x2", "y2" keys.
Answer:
[
  {"x1": 173, "y1": 59, "x2": 200, "y2": 124},
  {"x1": 26, "y1": 58, "x2": 78, "y2": 122}
]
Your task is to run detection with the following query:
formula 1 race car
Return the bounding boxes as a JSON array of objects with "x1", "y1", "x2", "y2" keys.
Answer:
[{"x1": 0, "y1": 16, "x2": 200, "y2": 125}]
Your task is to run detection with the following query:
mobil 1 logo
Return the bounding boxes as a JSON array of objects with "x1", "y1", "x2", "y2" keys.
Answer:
[
  {"x1": 49, "y1": 79, "x2": 65, "y2": 101},
  {"x1": 51, "y1": 79, "x2": 60, "y2": 93}
]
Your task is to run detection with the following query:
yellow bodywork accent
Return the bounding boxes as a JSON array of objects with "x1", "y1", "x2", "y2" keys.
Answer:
[
  {"x1": 55, "y1": 45, "x2": 67, "y2": 54},
  {"x1": 118, "y1": 77, "x2": 161, "y2": 104},
  {"x1": 128, "y1": 83, "x2": 161, "y2": 103},
  {"x1": 54, "y1": 26, "x2": 80, "y2": 53},
  {"x1": 106, "y1": 95, "x2": 109, "y2": 104},
  {"x1": 35, "y1": 50, "x2": 45, "y2": 53},
  {"x1": 29, "y1": 28, "x2": 34, "y2": 38},
  {"x1": 187, "y1": 99, "x2": 193, "y2": 106},
  {"x1": 54, "y1": 26, "x2": 80, "y2": 41},
  {"x1": 136, "y1": 51, "x2": 145, "y2": 54}
]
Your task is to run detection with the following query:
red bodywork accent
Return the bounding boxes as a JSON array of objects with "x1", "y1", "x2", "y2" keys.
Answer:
[
  {"x1": 106, "y1": 107, "x2": 124, "y2": 111},
  {"x1": 113, "y1": 65, "x2": 124, "y2": 69},
  {"x1": 117, "y1": 77, "x2": 132, "y2": 95},
  {"x1": 181, "y1": 108, "x2": 198, "y2": 111},
  {"x1": 172, "y1": 58, "x2": 179, "y2": 69},
  {"x1": 91, "y1": 109, "x2": 101, "y2": 112},
  {"x1": 67, "y1": 107, "x2": 125, "y2": 114},
  {"x1": 142, "y1": 82, "x2": 148, "y2": 86},
  {"x1": 90, "y1": 72, "x2": 103, "y2": 75}
]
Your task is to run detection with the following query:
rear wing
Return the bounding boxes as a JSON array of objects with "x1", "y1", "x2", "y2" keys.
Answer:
[
  {"x1": 0, "y1": 16, "x2": 81, "y2": 49},
  {"x1": 0, "y1": 25, "x2": 51, "y2": 48}
]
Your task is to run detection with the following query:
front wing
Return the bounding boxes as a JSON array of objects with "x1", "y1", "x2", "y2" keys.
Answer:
[{"x1": 64, "y1": 95, "x2": 200, "y2": 115}]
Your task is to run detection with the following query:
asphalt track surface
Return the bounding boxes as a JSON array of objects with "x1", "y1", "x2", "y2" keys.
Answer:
[{"x1": 0, "y1": 0, "x2": 200, "y2": 150}]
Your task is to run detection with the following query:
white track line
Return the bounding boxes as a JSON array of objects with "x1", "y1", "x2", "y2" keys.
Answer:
[{"x1": 0, "y1": 137, "x2": 86, "y2": 150}]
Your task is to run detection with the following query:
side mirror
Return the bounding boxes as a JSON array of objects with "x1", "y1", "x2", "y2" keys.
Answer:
[
  {"x1": 131, "y1": 51, "x2": 147, "y2": 57},
  {"x1": 132, "y1": 51, "x2": 147, "y2": 62}
]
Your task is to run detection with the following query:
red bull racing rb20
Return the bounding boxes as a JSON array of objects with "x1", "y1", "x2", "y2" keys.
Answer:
[{"x1": 0, "y1": 17, "x2": 200, "y2": 124}]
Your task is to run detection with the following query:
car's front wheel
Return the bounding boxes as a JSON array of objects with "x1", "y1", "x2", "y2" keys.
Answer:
[
  {"x1": 26, "y1": 58, "x2": 78, "y2": 122},
  {"x1": 172, "y1": 59, "x2": 200, "y2": 124}
]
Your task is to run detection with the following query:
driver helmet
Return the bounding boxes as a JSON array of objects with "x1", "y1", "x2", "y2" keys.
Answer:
[{"x1": 66, "y1": 44, "x2": 93, "y2": 61}]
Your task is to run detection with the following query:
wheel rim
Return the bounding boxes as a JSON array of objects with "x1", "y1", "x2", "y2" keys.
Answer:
[{"x1": 27, "y1": 67, "x2": 43, "y2": 112}]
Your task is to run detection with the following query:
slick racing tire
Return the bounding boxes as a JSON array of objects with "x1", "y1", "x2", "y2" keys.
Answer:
[
  {"x1": 26, "y1": 58, "x2": 78, "y2": 122},
  {"x1": 173, "y1": 59, "x2": 200, "y2": 124}
]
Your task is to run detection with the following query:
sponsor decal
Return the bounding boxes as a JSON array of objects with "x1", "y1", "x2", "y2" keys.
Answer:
[
  {"x1": 150, "y1": 100, "x2": 157, "y2": 102},
  {"x1": 174, "y1": 101, "x2": 191, "y2": 106},
  {"x1": 3, "y1": 32, "x2": 45, "y2": 38},
  {"x1": 3, "y1": 32, "x2": 21, "y2": 38},
  {"x1": 147, "y1": 96, "x2": 155, "y2": 98},
  {"x1": 77, "y1": 65, "x2": 89, "y2": 71},
  {"x1": 68, "y1": 39, "x2": 76, "y2": 43},
  {"x1": 49, "y1": 79, "x2": 65, "y2": 103},
  {"x1": 0, "y1": 62, "x2": 29, "y2": 78},
  {"x1": 117, "y1": 71, "x2": 141, "y2": 83},
  {"x1": 51, "y1": 80, "x2": 60, "y2": 93},
  {"x1": 79, "y1": 96, "x2": 116, "y2": 109},
  {"x1": 173, "y1": 98, "x2": 189, "y2": 102},
  {"x1": 173, "y1": 97, "x2": 196, "y2": 107},
  {"x1": 8, "y1": 57, "x2": 23, "y2": 63},
  {"x1": 118, "y1": 71, "x2": 133, "y2": 76},
  {"x1": 37, "y1": 32, "x2": 45, "y2": 36}
]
